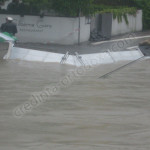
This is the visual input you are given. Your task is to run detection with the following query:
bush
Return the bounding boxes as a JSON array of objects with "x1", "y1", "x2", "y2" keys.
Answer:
[
  {"x1": 95, "y1": 7, "x2": 137, "y2": 25},
  {"x1": 48, "y1": 0, "x2": 94, "y2": 17},
  {"x1": 23, "y1": 0, "x2": 94, "y2": 17},
  {"x1": 94, "y1": 0, "x2": 136, "y2": 7},
  {"x1": 134, "y1": 0, "x2": 150, "y2": 30}
]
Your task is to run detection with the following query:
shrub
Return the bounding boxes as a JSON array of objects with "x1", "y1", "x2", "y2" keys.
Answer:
[{"x1": 134, "y1": 0, "x2": 150, "y2": 30}]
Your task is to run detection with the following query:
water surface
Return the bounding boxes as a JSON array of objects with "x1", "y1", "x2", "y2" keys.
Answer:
[{"x1": 0, "y1": 59, "x2": 150, "y2": 150}]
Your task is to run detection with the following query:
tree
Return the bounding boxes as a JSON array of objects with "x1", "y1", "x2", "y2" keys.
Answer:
[
  {"x1": 23, "y1": 0, "x2": 52, "y2": 10},
  {"x1": 134, "y1": 0, "x2": 150, "y2": 29},
  {"x1": 23, "y1": 0, "x2": 94, "y2": 17},
  {"x1": 0, "y1": 0, "x2": 6, "y2": 5},
  {"x1": 52, "y1": 0, "x2": 94, "y2": 17}
]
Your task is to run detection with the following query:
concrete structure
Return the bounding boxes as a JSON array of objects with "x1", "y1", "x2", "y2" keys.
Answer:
[
  {"x1": 111, "y1": 10, "x2": 143, "y2": 36},
  {"x1": 0, "y1": 10, "x2": 142, "y2": 45},
  {"x1": 0, "y1": 14, "x2": 90, "y2": 45},
  {"x1": 90, "y1": 14, "x2": 100, "y2": 33},
  {"x1": 91, "y1": 10, "x2": 143, "y2": 37}
]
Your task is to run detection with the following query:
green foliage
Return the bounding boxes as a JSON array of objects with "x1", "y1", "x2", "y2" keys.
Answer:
[
  {"x1": 23, "y1": 0, "x2": 94, "y2": 17},
  {"x1": 95, "y1": 7, "x2": 137, "y2": 25},
  {"x1": 1, "y1": 0, "x2": 150, "y2": 30},
  {"x1": 1, "y1": 0, "x2": 94, "y2": 16},
  {"x1": 23, "y1": 0, "x2": 52, "y2": 10},
  {"x1": 52, "y1": 0, "x2": 79, "y2": 17},
  {"x1": 0, "y1": 0, "x2": 5, "y2": 3},
  {"x1": 94, "y1": 0, "x2": 150, "y2": 29},
  {"x1": 134, "y1": 0, "x2": 150, "y2": 30},
  {"x1": 0, "y1": 0, "x2": 6, "y2": 6},
  {"x1": 54, "y1": 0, "x2": 94, "y2": 17},
  {"x1": 94, "y1": 0, "x2": 136, "y2": 7}
]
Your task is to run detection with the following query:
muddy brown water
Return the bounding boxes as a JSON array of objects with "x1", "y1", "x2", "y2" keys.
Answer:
[
  {"x1": 0, "y1": 58, "x2": 150, "y2": 150},
  {"x1": 0, "y1": 42, "x2": 9, "y2": 59}
]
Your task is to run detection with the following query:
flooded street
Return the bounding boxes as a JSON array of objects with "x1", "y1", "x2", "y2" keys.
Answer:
[{"x1": 0, "y1": 58, "x2": 150, "y2": 150}]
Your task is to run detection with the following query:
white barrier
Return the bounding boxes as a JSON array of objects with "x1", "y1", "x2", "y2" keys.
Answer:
[{"x1": 4, "y1": 45, "x2": 144, "y2": 67}]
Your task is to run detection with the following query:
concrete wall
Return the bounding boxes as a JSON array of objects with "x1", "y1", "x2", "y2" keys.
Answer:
[
  {"x1": 91, "y1": 10, "x2": 143, "y2": 37},
  {"x1": 90, "y1": 14, "x2": 100, "y2": 32},
  {"x1": 0, "y1": 14, "x2": 90, "y2": 45},
  {"x1": 111, "y1": 10, "x2": 143, "y2": 36}
]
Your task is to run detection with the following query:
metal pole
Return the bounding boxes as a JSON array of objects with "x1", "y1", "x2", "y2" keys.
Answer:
[
  {"x1": 78, "y1": 0, "x2": 81, "y2": 45},
  {"x1": 78, "y1": 8, "x2": 81, "y2": 45},
  {"x1": 98, "y1": 56, "x2": 144, "y2": 79}
]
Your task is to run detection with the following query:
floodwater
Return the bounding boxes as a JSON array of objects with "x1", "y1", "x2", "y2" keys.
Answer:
[{"x1": 0, "y1": 58, "x2": 150, "y2": 150}]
